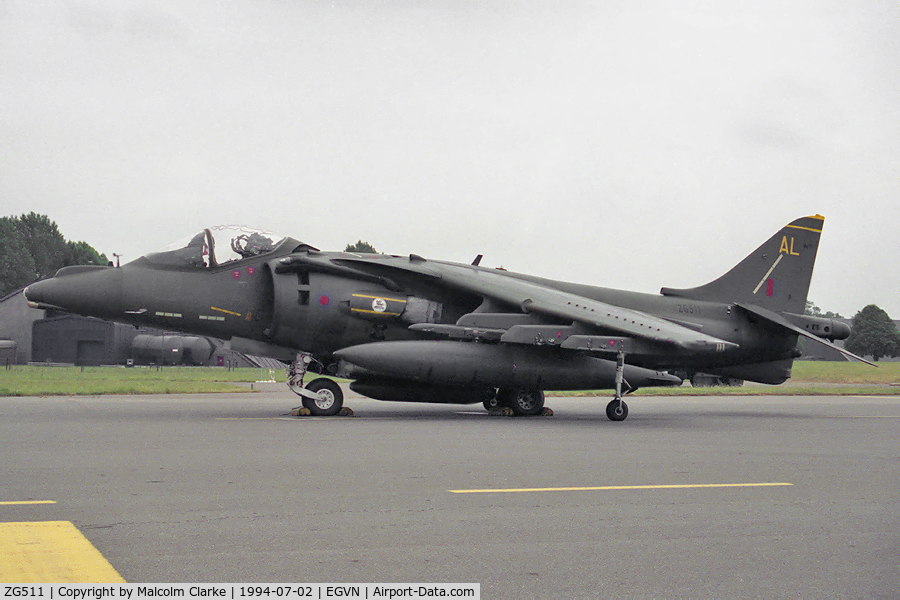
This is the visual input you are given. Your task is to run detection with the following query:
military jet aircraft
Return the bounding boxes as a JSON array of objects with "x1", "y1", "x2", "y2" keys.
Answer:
[{"x1": 24, "y1": 215, "x2": 868, "y2": 420}]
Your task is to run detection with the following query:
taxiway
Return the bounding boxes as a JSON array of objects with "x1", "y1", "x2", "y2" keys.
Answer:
[{"x1": 1, "y1": 388, "x2": 897, "y2": 596}]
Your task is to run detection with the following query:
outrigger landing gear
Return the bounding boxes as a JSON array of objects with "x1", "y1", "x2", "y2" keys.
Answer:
[
  {"x1": 288, "y1": 352, "x2": 344, "y2": 416},
  {"x1": 606, "y1": 350, "x2": 630, "y2": 422}
]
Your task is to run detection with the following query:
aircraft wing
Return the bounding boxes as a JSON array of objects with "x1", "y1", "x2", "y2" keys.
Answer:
[{"x1": 330, "y1": 255, "x2": 738, "y2": 354}]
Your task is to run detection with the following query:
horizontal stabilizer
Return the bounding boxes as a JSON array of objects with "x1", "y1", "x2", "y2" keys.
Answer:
[{"x1": 735, "y1": 303, "x2": 876, "y2": 366}]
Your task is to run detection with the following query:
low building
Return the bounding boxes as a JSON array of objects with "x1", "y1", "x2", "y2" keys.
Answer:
[
  {"x1": 31, "y1": 313, "x2": 136, "y2": 366},
  {"x1": 0, "y1": 289, "x2": 45, "y2": 365}
]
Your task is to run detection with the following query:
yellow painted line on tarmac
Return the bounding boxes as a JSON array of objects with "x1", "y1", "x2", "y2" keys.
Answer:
[
  {"x1": 0, "y1": 500, "x2": 56, "y2": 506},
  {"x1": 450, "y1": 482, "x2": 793, "y2": 494},
  {"x1": 0, "y1": 521, "x2": 125, "y2": 583}
]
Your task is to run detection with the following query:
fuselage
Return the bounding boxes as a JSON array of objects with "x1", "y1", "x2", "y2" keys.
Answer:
[{"x1": 26, "y1": 238, "x2": 803, "y2": 384}]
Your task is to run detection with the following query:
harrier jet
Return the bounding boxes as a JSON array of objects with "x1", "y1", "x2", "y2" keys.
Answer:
[{"x1": 25, "y1": 215, "x2": 865, "y2": 420}]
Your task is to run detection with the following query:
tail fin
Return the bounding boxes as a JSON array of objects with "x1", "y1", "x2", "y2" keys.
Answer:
[{"x1": 660, "y1": 215, "x2": 824, "y2": 314}]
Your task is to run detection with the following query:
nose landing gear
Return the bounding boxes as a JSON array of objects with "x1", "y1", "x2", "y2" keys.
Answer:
[{"x1": 287, "y1": 352, "x2": 345, "y2": 416}]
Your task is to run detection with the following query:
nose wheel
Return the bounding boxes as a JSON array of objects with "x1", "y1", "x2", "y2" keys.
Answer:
[
  {"x1": 287, "y1": 352, "x2": 344, "y2": 416},
  {"x1": 302, "y1": 378, "x2": 344, "y2": 416}
]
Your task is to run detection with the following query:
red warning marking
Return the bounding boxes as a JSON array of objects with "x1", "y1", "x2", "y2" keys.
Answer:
[{"x1": 766, "y1": 279, "x2": 775, "y2": 297}]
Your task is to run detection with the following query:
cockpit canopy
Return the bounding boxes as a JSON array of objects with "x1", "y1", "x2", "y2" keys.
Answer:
[{"x1": 144, "y1": 226, "x2": 292, "y2": 268}]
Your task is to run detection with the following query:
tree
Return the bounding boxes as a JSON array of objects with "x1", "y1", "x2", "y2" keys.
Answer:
[
  {"x1": 64, "y1": 240, "x2": 109, "y2": 268},
  {"x1": 15, "y1": 212, "x2": 67, "y2": 281},
  {"x1": 0, "y1": 213, "x2": 109, "y2": 297},
  {"x1": 844, "y1": 304, "x2": 900, "y2": 361},
  {"x1": 805, "y1": 301, "x2": 843, "y2": 319},
  {"x1": 344, "y1": 240, "x2": 378, "y2": 253},
  {"x1": 0, "y1": 217, "x2": 37, "y2": 298}
]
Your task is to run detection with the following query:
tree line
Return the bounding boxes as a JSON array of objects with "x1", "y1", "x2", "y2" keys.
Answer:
[
  {"x1": 0, "y1": 213, "x2": 108, "y2": 297},
  {"x1": 805, "y1": 300, "x2": 899, "y2": 361}
]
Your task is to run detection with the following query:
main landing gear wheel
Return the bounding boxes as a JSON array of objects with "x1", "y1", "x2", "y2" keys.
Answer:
[
  {"x1": 500, "y1": 388, "x2": 545, "y2": 416},
  {"x1": 302, "y1": 378, "x2": 344, "y2": 416},
  {"x1": 606, "y1": 399, "x2": 628, "y2": 421}
]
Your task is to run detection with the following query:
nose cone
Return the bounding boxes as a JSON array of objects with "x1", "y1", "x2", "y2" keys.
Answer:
[{"x1": 25, "y1": 266, "x2": 123, "y2": 318}]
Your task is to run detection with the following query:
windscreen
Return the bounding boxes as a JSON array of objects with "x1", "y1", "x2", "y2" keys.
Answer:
[
  {"x1": 145, "y1": 226, "x2": 287, "y2": 268},
  {"x1": 144, "y1": 231, "x2": 210, "y2": 267}
]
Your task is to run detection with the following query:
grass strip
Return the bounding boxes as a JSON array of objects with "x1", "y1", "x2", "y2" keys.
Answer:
[
  {"x1": 0, "y1": 362, "x2": 897, "y2": 397},
  {"x1": 0, "y1": 366, "x2": 269, "y2": 396}
]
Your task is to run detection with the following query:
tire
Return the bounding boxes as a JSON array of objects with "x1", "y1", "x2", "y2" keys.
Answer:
[
  {"x1": 502, "y1": 388, "x2": 545, "y2": 416},
  {"x1": 606, "y1": 399, "x2": 629, "y2": 421},
  {"x1": 483, "y1": 394, "x2": 500, "y2": 411},
  {"x1": 302, "y1": 378, "x2": 344, "y2": 416}
]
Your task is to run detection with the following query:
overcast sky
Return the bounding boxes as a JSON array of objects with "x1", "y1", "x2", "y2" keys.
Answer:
[{"x1": 2, "y1": 1, "x2": 897, "y2": 317}]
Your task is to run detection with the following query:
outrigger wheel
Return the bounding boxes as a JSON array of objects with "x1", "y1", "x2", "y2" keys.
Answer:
[
  {"x1": 302, "y1": 377, "x2": 344, "y2": 416},
  {"x1": 606, "y1": 399, "x2": 628, "y2": 421},
  {"x1": 606, "y1": 349, "x2": 630, "y2": 421}
]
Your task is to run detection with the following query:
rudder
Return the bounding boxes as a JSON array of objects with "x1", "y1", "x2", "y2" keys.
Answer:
[{"x1": 660, "y1": 215, "x2": 824, "y2": 314}]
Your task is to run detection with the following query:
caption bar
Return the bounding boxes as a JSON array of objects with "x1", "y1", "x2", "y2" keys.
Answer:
[{"x1": 3, "y1": 585, "x2": 479, "y2": 600}]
